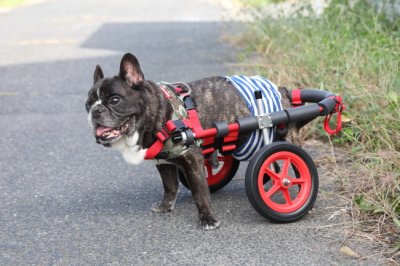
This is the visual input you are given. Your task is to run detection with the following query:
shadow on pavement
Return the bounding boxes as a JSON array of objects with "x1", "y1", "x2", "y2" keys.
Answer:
[
  {"x1": 0, "y1": 20, "x2": 245, "y2": 234},
  {"x1": 81, "y1": 21, "x2": 242, "y2": 81}
]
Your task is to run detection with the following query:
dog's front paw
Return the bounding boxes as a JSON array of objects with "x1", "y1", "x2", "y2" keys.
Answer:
[
  {"x1": 200, "y1": 214, "x2": 220, "y2": 230},
  {"x1": 151, "y1": 202, "x2": 174, "y2": 213}
]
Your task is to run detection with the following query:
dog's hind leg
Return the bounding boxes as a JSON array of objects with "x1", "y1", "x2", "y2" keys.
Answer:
[
  {"x1": 152, "y1": 164, "x2": 179, "y2": 213},
  {"x1": 174, "y1": 150, "x2": 220, "y2": 230}
]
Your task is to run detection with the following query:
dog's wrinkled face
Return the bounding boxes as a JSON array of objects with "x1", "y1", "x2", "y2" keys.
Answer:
[{"x1": 86, "y1": 53, "x2": 145, "y2": 146}]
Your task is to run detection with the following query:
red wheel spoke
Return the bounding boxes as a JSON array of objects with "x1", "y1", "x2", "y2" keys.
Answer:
[
  {"x1": 255, "y1": 148, "x2": 315, "y2": 215},
  {"x1": 202, "y1": 154, "x2": 237, "y2": 188},
  {"x1": 281, "y1": 158, "x2": 291, "y2": 177},
  {"x1": 263, "y1": 184, "x2": 281, "y2": 199},
  {"x1": 291, "y1": 178, "x2": 306, "y2": 184},
  {"x1": 264, "y1": 167, "x2": 281, "y2": 182},
  {"x1": 205, "y1": 164, "x2": 213, "y2": 177},
  {"x1": 282, "y1": 189, "x2": 293, "y2": 205},
  {"x1": 217, "y1": 156, "x2": 227, "y2": 162}
]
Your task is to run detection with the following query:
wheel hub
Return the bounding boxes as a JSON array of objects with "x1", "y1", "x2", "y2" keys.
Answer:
[{"x1": 282, "y1": 178, "x2": 291, "y2": 187}]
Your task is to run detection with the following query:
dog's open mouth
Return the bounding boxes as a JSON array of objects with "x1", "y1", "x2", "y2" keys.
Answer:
[{"x1": 95, "y1": 119, "x2": 130, "y2": 142}]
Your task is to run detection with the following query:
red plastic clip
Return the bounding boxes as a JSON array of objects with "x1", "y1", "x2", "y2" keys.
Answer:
[
  {"x1": 324, "y1": 96, "x2": 345, "y2": 135},
  {"x1": 291, "y1": 89, "x2": 303, "y2": 106}
]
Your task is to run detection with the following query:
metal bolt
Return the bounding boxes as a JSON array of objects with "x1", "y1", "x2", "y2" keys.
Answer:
[{"x1": 282, "y1": 178, "x2": 291, "y2": 187}]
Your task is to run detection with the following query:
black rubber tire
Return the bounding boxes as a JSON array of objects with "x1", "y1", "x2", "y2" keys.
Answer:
[
  {"x1": 178, "y1": 156, "x2": 240, "y2": 193},
  {"x1": 245, "y1": 142, "x2": 319, "y2": 223}
]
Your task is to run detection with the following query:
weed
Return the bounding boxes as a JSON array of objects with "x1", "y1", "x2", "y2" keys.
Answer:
[{"x1": 239, "y1": 0, "x2": 400, "y2": 256}]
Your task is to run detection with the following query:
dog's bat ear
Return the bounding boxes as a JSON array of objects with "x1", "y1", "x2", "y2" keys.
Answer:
[
  {"x1": 94, "y1": 65, "x2": 104, "y2": 85},
  {"x1": 119, "y1": 53, "x2": 145, "y2": 88}
]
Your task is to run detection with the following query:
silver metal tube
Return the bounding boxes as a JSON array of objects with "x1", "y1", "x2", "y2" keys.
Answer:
[{"x1": 256, "y1": 97, "x2": 271, "y2": 146}]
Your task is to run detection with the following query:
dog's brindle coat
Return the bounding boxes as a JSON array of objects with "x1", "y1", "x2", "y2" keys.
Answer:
[{"x1": 86, "y1": 53, "x2": 302, "y2": 230}]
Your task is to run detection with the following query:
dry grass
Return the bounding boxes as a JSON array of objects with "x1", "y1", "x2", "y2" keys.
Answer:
[{"x1": 234, "y1": 0, "x2": 400, "y2": 260}]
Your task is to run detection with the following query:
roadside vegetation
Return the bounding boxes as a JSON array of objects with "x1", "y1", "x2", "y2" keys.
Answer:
[{"x1": 237, "y1": 0, "x2": 399, "y2": 260}]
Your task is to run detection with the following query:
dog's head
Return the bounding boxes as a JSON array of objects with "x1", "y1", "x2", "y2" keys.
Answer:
[{"x1": 86, "y1": 53, "x2": 146, "y2": 146}]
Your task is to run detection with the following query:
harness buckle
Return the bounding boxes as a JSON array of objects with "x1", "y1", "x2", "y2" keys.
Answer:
[{"x1": 159, "y1": 84, "x2": 172, "y2": 99}]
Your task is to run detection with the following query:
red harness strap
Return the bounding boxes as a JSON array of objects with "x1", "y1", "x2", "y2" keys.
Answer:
[
  {"x1": 145, "y1": 86, "x2": 205, "y2": 160},
  {"x1": 145, "y1": 139, "x2": 164, "y2": 159},
  {"x1": 145, "y1": 85, "x2": 243, "y2": 159},
  {"x1": 184, "y1": 110, "x2": 203, "y2": 134},
  {"x1": 145, "y1": 129, "x2": 169, "y2": 160}
]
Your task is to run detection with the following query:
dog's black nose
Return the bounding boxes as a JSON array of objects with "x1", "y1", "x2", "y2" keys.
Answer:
[{"x1": 91, "y1": 108, "x2": 106, "y2": 119}]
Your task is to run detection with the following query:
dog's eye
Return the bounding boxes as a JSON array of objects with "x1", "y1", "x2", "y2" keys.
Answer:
[{"x1": 109, "y1": 96, "x2": 120, "y2": 105}]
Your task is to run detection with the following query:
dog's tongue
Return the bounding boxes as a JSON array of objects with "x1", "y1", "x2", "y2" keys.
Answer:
[{"x1": 96, "y1": 125, "x2": 113, "y2": 136}]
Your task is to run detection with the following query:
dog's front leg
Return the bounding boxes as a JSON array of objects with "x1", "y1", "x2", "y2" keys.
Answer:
[
  {"x1": 175, "y1": 150, "x2": 220, "y2": 230},
  {"x1": 151, "y1": 164, "x2": 179, "y2": 213}
]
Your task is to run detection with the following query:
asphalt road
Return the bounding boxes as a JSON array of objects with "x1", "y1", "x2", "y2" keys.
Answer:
[{"x1": 0, "y1": 0, "x2": 378, "y2": 265}]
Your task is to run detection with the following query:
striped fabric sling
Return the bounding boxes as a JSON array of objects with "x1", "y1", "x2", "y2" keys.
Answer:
[{"x1": 225, "y1": 75, "x2": 283, "y2": 161}]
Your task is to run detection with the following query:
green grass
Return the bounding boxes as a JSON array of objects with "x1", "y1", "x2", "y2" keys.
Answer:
[
  {"x1": 0, "y1": 0, "x2": 25, "y2": 7},
  {"x1": 240, "y1": 0, "x2": 400, "y2": 257}
]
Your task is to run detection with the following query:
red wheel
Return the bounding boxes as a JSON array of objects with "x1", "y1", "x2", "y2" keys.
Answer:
[
  {"x1": 178, "y1": 154, "x2": 239, "y2": 193},
  {"x1": 245, "y1": 142, "x2": 318, "y2": 223}
]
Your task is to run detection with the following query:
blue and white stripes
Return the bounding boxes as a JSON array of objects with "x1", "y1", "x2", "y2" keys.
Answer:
[{"x1": 226, "y1": 75, "x2": 283, "y2": 161}]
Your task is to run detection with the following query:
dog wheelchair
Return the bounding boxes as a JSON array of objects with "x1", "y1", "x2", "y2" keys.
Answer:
[{"x1": 144, "y1": 86, "x2": 344, "y2": 223}]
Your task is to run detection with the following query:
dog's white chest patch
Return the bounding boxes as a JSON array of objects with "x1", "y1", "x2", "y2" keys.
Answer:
[{"x1": 111, "y1": 132, "x2": 147, "y2": 165}]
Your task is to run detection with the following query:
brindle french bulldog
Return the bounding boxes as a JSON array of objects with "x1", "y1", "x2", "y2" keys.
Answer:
[{"x1": 85, "y1": 53, "x2": 302, "y2": 230}]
